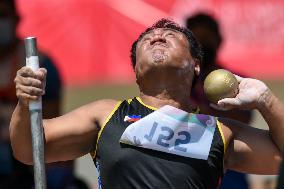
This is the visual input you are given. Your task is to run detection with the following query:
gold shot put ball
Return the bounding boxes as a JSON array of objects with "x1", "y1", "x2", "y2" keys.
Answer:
[{"x1": 203, "y1": 69, "x2": 239, "y2": 103}]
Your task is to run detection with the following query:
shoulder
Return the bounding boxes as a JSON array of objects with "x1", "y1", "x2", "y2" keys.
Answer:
[
  {"x1": 217, "y1": 117, "x2": 282, "y2": 173},
  {"x1": 88, "y1": 99, "x2": 121, "y2": 111},
  {"x1": 78, "y1": 99, "x2": 122, "y2": 125},
  {"x1": 216, "y1": 117, "x2": 241, "y2": 155},
  {"x1": 216, "y1": 117, "x2": 248, "y2": 142},
  {"x1": 79, "y1": 99, "x2": 120, "y2": 113},
  {"x1": 217, "y1": 117, "x2": 244, "y2": 132}
]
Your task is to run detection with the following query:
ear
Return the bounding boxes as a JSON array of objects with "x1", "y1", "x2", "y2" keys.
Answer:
[{"x1": 193, "y1": 58, "x2": 201, "y2": 76}]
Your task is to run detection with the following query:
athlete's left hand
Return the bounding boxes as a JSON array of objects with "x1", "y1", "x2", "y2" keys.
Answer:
[{"x1": 215, "y1": 75, "x2": 271, "y2": 110}]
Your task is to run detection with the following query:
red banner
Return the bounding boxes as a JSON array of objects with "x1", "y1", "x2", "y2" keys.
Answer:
[{"x1": 17, "y1": 0, "x2": 284, "y2": 86}]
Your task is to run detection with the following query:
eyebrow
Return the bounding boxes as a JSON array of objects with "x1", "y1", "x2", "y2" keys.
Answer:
[{"x1": 143, "y1": 28, "x2": 180, "y2": 36}]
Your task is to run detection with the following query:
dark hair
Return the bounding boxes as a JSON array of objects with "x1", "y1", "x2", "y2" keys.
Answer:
[
  {"x1": 186, "y1": 13, "x2": 222, "y2": 47},
  {"x1": 130, "y1": 18, "x2": 203, "y2": 70}
]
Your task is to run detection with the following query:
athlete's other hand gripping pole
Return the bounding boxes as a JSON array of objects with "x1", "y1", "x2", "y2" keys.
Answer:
[{"x1": 24, "y1": 37, "x2": 47, "y2": 189}]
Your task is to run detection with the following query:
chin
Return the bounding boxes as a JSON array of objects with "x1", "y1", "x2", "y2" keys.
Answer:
[
  {"x1": 152, "y1": 58, "x2": 166, "y2": 65},
  {"x1": 151, "y1": 49, "x2": 168, "y2": 64}
]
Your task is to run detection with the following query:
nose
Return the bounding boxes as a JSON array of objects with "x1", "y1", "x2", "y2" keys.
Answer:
[{"x1": 150, "y1": 30, "x2": 166, "y2": 45}]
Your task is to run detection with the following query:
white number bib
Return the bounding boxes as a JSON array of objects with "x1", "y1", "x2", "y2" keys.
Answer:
[{"x1": 120, "y1": 105, "x2": 216, "y2": 160}]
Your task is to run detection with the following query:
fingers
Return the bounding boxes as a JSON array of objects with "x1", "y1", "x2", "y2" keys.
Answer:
[
  {"x1": 15, "y1": 67, "x2": 46, "y2": 89},
  {"x1": 209, "y1": 103, "x2": 230, "y2": 111},
  {"x1": 14, "y1": 67, "x2": 47, "y2": 105},
  {"x1": 16, "y1": 85, "x2": 44, "y2": 96},
  {"x1": 38, "y1": 68, "x2": 47, "y2": 90},
  {"x1": 209, "y1": 98, "x2": 242, "y2": 111},
  {"x1": 15, "y1": 76, "x2": 42, "y2": 88},
  {"x1": 234, "y1": 74, "x2": 244, "y2": 83},
  {"x1": 16, "y1": 91, "x2": 41, "y2": 101},
  {"x1": 18, "y1": 67, "x2": 46, "y2": 80},
  {"x1": 217, "y1": 98, "x2": 242, "y2": 110}
]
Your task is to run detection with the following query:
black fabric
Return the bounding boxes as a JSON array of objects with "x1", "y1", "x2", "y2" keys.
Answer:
[{"x1": 94, "y1": 97, "x2": 224, "y2": 189}]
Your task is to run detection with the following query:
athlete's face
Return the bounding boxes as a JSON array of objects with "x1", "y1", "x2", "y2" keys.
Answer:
[{"x1": 135, "y1": 28, "x2": 200, "y2": 79}]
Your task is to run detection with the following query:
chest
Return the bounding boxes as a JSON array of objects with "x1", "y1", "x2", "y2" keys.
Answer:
[
  {"x1": 96, "y1": 106, "x2": 222, "y2": 169},
  {"x1": 94, "y1": 102, "x2": 225, "y2": 188}
]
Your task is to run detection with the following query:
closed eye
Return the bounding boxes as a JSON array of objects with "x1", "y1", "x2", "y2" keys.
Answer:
[
  {"x1": 142, "y1": 37, "x2": 151, "y2": 42},
  {"x1": 164, "y1": 32, "x2": 175, "y2": 38}
]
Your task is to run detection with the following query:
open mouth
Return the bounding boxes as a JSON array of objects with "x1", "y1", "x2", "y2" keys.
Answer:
[{"x1": 151, "y1": 43, "x2": 168, "y2": 49}]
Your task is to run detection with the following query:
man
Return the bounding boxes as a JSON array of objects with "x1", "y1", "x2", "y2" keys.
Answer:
[{"x1": 10, "y1": 19, "x2": 283, "y2": 189}]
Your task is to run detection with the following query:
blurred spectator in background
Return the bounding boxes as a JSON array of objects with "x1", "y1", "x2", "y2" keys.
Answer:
[
  {"x1": 186, "y1": 13, "x2": 252, "y2": 189},
  {"x1": 0, "y1": 0, "x2": 88, "y2": 188}
]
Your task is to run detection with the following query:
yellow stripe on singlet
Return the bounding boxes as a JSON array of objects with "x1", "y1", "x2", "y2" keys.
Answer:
[
  {"x1": 127, "y1": 98, "x2": 133, "y2": 104},
  {"x1": 136, "y1": 97, "x2": 158, "y2": 110},
  {"x1": 192, "y1": 107, "x2": 200, "y2": 114},
  {"x1": 90, "y1": 101, "x2": 123, "y2": 159},
  {"x1": 216, "y1": 119, "x2": 227, "y2": 154}
]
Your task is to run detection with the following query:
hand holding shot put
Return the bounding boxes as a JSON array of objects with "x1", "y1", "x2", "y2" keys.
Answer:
[
  {"x1": 218, "y1": 75, "x2": 271, "y2": 109},
  {"x1": 204, "y1": 69, "x2": 271, "y2": 110},
  {"x1": 9, "y1": 19, "x2": 284, "y2": 189}
]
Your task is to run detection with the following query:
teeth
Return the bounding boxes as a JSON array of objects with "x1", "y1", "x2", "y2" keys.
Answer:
[{"x1": 152, "y1": 42, "x2": 166, "y2": 48}]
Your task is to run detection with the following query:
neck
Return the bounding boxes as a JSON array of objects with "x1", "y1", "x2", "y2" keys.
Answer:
[{"x1": 138, "y1": 68, "x2": 195, "y2": 112}]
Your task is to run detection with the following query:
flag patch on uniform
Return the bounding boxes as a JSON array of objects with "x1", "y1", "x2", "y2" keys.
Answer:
[{"x1": 124, "y1": 115, "x2": 141, "y2": 122}]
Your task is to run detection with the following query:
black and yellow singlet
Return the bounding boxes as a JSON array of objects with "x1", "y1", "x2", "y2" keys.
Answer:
[{"x1": 90, "y1": 97, "x2": 226, "y2": 189}]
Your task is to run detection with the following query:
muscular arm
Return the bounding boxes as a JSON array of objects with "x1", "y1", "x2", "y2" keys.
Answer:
[
  {"x1": 259, "y1": 93, "x2": 284, "y2": 152},
  {"x1": 10, "y1": 67, "x2": 119, "y2": 164},
  {"x1": 221, "y1": 118, "x2": 282, "y2": 174},
  {"x1": 221, "y1": 93, "x2": 284, "y2": 174},
  {"x1": 215, "y1": 76, "x2": 284, "y2": 174},
  {"x1": 10, "y1": 95, "x2": 117, "y2": 164}
]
